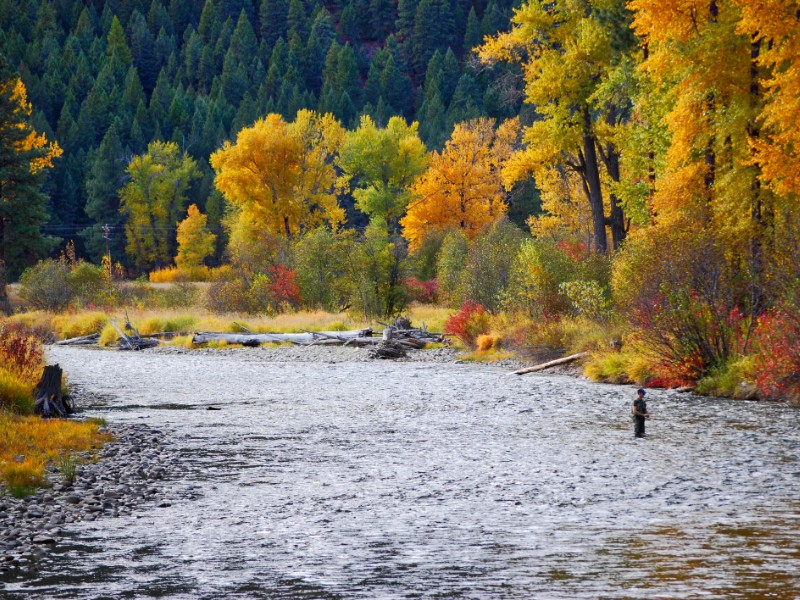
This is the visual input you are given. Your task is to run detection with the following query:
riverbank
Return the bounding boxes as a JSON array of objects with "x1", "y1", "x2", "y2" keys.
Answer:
[{"x1": 0, "y1": 422, "x2": 188, "y2": 577}]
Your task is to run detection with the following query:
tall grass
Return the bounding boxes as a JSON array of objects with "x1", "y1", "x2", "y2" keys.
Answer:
[{"x1": 0, "y1": 414, "x2": 111, "y2": 496}]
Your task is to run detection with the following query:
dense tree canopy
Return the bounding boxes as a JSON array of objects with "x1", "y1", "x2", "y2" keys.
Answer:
[{"x1": 210, "y1": 110, "x2": 345, "y2": 243}]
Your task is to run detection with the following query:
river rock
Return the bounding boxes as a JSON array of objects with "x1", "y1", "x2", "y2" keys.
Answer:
[{"x1": 31, "y1": 535, "x2": 55, "y2": 545}]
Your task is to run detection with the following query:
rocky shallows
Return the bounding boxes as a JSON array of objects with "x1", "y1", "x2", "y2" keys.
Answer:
[{"x1": 0, "y1": 423, "x2": 186, "y2": 577}]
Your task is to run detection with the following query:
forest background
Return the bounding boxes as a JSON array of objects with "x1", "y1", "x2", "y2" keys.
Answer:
[{"x1": 1, "y1": 0, "x2": 799, "y2": 406}]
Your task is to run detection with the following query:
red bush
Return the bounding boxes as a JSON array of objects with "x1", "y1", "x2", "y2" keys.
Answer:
[
  {"x1": 405, "y1": 278, "x2": 439, "y2": 303},
  {"x1": 752, "y1": 310, "x2": 800, "y2": 403},
  {"x1": 0, "y1": 323, "x2": 45, "y2": 384},
  {"x1": 444, "y1": 301, "x2": 489, "y2": 346},
  {"x1": 556, "y1": 241, "x2": 589, "y2": 261},
  {"x1": 268, "y1": 264, "x2": 301, "y2": 307}
]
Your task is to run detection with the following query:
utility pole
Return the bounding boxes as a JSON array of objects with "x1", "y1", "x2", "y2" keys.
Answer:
[{"x1": 103, "y1": 224, "x2": 111, "y2": 277}]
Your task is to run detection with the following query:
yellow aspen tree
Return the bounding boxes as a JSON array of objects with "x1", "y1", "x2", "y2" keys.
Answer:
[
  {"x1": 210, "y1": 110, "x2": 345, "y2": 248},
  {"x1": 479, "y1": 0, "x2": 637, "y2": 253},
  {"x1": 401, "y1": 118, "x2": 516, "y2": 252},
  {"x1": 175, "y1": 204, "x2": 217, "y2": 271}
]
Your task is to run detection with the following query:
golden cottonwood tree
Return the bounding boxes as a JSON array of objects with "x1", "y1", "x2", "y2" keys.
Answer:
[
  {"x1": 120, "y1": 141, "x2": 199, "y2": 272},
  {"x1": 479, "y1": 0, "x2": 637, "y2": 253},
  {"x1": 627, "y1": 0, "x2": 798, "y2": 296},
  {"x1": 401, "y1": 118, "x2": 516, "y2": 252},
  {"x1": 176, "y1": 204, "x2": 216, "y2": 270},
  {"x1": 210, "y1": 110, "x2": 345, "y2": 246},
  {"x1": 337, "y1": 115, "x2": 428, "y2": 232}
]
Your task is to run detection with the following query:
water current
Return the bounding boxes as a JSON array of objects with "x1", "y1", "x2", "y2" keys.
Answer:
[{"x1": 5, "y1": 346, "x2": 800, "y2": 598}]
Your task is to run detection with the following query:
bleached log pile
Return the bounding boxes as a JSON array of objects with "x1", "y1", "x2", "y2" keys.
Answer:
[{"x1": 367, "y1": 321, "x2": 446, "y2": 359}]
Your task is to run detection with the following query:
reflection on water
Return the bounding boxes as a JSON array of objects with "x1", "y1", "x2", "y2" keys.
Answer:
[{"x1": 4, "y1": 346, "x2": 799, "y2": 598}]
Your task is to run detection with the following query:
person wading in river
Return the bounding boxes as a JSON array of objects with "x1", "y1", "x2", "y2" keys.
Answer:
[{"x1": 632, "y1": 389, "x2": 650, "y2": 438}]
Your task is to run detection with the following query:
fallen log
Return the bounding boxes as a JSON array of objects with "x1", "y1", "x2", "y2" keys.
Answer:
[
  {"x1": 55, "y1": 333, "x2": 100, "y2": 346},
  {"x1": 509, "y1": 351, "x2": 589, "y2": 375},
  {"x1": 191, "y1": 328, "x2": 374, "y2": 346},
  {"x1": 34, "y1": 364, "x2": 73, "y2": 418}
]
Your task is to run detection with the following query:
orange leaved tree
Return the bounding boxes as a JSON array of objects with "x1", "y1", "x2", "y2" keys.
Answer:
[{"x1": 401, "y1": 118, "x2": 517, "y2": 252}]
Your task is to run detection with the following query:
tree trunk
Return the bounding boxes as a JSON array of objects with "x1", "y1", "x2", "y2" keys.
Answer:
[
  {"x1": 0, "y1": 259, "x2": 10, "y2": 316},
  {"x1": 34, "y1": 364, "x2": 73, "y2": 418},
  {"x1": 582, "y1": 108, "x2": 608, "y2": 254},
  {"x1": 603, "y1": 148, "x2": 627, "y2": 250}
]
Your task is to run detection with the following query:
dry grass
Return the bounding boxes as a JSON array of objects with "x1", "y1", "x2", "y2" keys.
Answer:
[
  {"x1": 458, "y1": 348, "x2": 517, "y2": 363},
  {"x1": 52, "y1": 311, "x2": 109, "y2": 339},
  {"x1": 405, "y1": 304, "x2": 452, "y2": 334},
  {"x1": 0, "y1": 414, "x2": 111, "y2": 496},
  {"x1": 0, "y1": 367, "x2": 34, "y2": 413},
  {"x1": 584, "y1": 347, "x2": 656, "y2": 385}
]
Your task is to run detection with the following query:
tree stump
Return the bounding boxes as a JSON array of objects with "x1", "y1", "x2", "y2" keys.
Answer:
[{"x1": 34, "y1": 364, "x2": 73, "y2": 418}]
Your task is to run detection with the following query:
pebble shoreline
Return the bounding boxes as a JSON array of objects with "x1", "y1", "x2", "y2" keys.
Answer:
[{"x1": 0, "y1": 423, "x2": 186, "y2": 578}]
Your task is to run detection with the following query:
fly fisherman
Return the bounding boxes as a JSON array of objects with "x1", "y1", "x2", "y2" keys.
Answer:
[{"x1": 632, "y1": 388, "x2": 650, "y2": 438}]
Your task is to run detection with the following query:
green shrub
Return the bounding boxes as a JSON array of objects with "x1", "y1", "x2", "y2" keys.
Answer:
[
  {"x1": 67, "y1": 261, "x2": 115, "y2": 307},
  {"x1": 458, "y1": 219, "x2": 525, "y2": 313},
  {"x1": 292, "y1": 228, "x2": 355, "y2": 311},
  {"x1": 19, "y1": 259, "x2": 72, "y2": 311},
  {"x1": 436, "y1": 229, "x2": 469, "y2": 307}
]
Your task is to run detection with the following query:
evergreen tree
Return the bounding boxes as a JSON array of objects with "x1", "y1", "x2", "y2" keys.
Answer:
[
  {"x1": 441, "y1": 47, "x2": 460, "y2": 107},
  {"x1": 83, "y1": 121, "x2": 127, "y2": 263},
  {"x1": 258, "y1": 0, "x2": 289, "y2": 48},
  {"x1": 128, "y1": 10, "x2": 158, "y2": 93},
  {"x1": 0, "y1": 60, "x2": 62, "y2": 279},
  {"x1": 286, "y1": 0, "x2": 309, "y2": 41},
  {"x1": 463, "y1": 6, "x2": 482, "y2": 54},
  {"x1": 199, "y1": 0, "x2": 223, "y2": 43},
  {"x1": 230, "y1": 9, "x2": 258, "y2": 73}
]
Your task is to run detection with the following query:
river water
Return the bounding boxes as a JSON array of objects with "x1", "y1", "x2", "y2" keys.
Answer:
[{"x1": 6, "y1": 346, "x2": 800, "y2": 598}]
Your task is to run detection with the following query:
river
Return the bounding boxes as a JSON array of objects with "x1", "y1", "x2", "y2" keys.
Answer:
[{"x1": 4, "y1": 346, "x2": 800, "y2": 598}]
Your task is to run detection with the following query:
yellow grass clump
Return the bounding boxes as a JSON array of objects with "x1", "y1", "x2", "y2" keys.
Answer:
[
  {"x1": 52, "y1": 311, "x2": 109, "y2": 340},
  {"x1": 0, "y1": 414, "x2": 112, "y2": 496},
  {"x1": 5, "y1": 311, "x2": 54, "y2": 333},
  {"x1": 405, "y1": 304, "x2": 451, "y2": 334},
  {"x1": 584, "y1": 347, "x2": 656, "y2": 385},
  {"x1": 0, "y1": 367, "x2": 34, "y2": 413},
  {"x1": 459, "y1": 348, "x2": 516, "y2": 363},
  {"x1": 149, "y1": 265, "x2": 229, "y2": 283}
]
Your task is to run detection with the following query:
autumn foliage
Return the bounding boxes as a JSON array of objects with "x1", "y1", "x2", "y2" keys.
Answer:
[
  {"x1": 752, "y1": 310, "x2": 800, "y2": 403},
  {"x1": 402, "y1": 118, "x2": 515, "y2": 252},
  {"x1": 443, "y1": 301, "x2": 490, "y2": 347}
]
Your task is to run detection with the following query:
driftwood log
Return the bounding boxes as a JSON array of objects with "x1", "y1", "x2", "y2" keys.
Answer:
[
  {"x1": 34, "y1": 364, "x2": 73, "y2": 418},
  {"x1": 191, "y1": 328, "x2": 374, "y2": 346},
  {"x1": 55, "y1": 333, "x2": 100, "y2": 346},
  {"x1": 509, "y1": 351, "x2": 589, "y2": 375}
]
